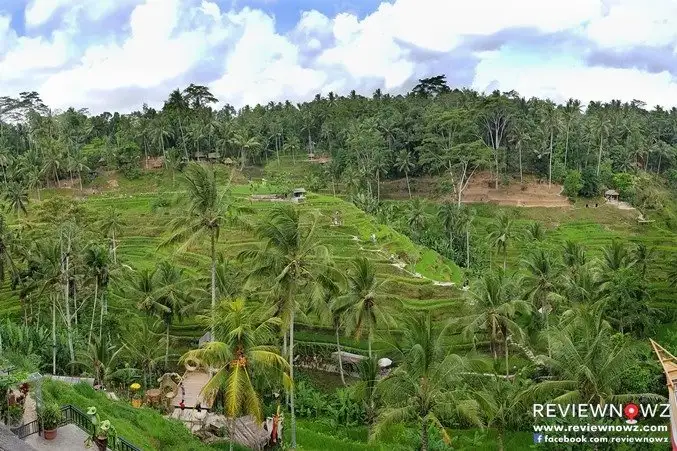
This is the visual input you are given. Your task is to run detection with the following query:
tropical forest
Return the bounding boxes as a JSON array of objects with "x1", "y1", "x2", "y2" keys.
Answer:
[{"x1": 0, "y1": 75, "x2": 676, "y2": 450}]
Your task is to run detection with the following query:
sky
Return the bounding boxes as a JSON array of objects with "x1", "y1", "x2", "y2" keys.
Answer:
[{"x1": 2, "y1": 0, "x2": 677, "y2": 114}]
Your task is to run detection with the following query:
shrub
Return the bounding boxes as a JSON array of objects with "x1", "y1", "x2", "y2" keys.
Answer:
[
  {"x1": 39, "y1": 402, "x2": 63, "y2": 430},
  {"x1": 580, "y1": 166, "x2": 600, "y2": 197},
  {"x1": 563, "y1": 170, "x2": 583, "y2": 198}
]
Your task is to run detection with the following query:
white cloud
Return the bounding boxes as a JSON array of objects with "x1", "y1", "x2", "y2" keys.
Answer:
[
  {"x1": 584, "y1": 0, "x2": 677, "y2": 48},
  {"x1": 473, "y1": 55, "x2": 677, "y2": 108},
  {"x1": 3, "y1": 0, "x2": 677, "y2": 113}
]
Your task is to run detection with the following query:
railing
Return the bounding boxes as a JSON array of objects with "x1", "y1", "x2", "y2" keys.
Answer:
[
  {"x1": 10, "y1": 419, "x2": 40, "y2": 439},
  {"x1": 11, "y1": 405, "x2": 141, "y2": 451}
]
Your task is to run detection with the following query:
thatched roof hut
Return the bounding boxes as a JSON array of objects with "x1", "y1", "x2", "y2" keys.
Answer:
[{"x1": 226, "y1": 415, "x2": 270, "y2": 450}]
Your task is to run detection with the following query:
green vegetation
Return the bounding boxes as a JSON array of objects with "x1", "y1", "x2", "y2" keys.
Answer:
[{"x1": 1, "y1": 79, "x2": 676, "y2": 450}]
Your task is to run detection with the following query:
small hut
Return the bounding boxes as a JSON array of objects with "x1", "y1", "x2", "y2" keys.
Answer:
[
  {"x1": 207, "y1": 152, "x2": 220, "y2": 162},
  {"x1": 604, "y1": 189, "x2": 619, "y2": 202},
  {"x1": 223, "y1": 157, "x2": 234, "y2": 165},
  {"x1": 291, "y1": 188, "x2": 306, "y2": 203},
  {"x1": 194, "y1": 152, "x2": 205, "y2": 162},
  {"x1": 198, "y1": 332, "x2": 212, "y2": 347}
]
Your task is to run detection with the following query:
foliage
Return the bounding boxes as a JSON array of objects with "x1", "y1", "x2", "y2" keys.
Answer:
[
  {"x1": 38, "y1": 402, "x2": 63, "y2": 430},
  {"x1": 562, "y1": 170, "x2": 583, "y2": 198}
]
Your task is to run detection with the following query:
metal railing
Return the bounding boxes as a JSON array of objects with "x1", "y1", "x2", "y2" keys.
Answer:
[
  {"x1": 11, "y1": 405, "x2": 141, "y2": 451},
  {"x1": 10, "y1": 419, "x2": 40, "y2": 439}
]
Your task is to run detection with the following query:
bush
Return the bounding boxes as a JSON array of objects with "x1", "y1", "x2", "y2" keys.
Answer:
[
  {"x1": 39, "y1": 402, "x2": 63, "y2": 430},
  {"x1": 580, "y1": 166, "x2": 600, "y2": 197},
  {"x1": 563, "y1": 170, "x2": 583, "y2": 198}
]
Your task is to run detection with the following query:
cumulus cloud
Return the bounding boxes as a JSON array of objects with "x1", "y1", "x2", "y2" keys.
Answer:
[{"x1": 2, "y1": 0, "x2": 677, "y2": 113}]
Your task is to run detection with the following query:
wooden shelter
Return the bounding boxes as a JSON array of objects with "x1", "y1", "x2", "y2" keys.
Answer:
[
  {"x1": 291, "y1": 188, "x2": 306, "y2": 203},
  {"x1": 226, "y1": 415, "x2": 270, "y2": 450},
  {"x1": 650, "y1": 340, "x2": 677, "y2": 451},
  {"x1": 223, "y1": 157, "x2": 234, "y2": 165},
  {"x1": 604, "y1": 189, "x2": 619, "y2": 202},
  {"x1": 207, "y1": 152, "x2": 219, "y2": 162}
]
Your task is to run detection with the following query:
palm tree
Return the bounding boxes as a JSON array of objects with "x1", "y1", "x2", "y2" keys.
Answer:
[
  {"x1": 406, "y1": 198, "x2": 427, "y2": 238},
  {"x1": 668, "y1": 258, "x2": 677, "y2": 289},
  {"x1": 138, "y1": 261, "x2": 190, "y2": 368},
  {"x1": 74, "y1": 336, "x2": 126, "y2": 386},
  {"x1": 334, "y1": 256, "x2": 392, "y2": 358},
  {"x1": 163, "y1": 162, "x2": 248, "y2": 339},
  {"x1": 561, "y1": 99, "x2": 581, "y2": 169},
  {"x1": 632, "y1": 243, "x2": 653, "y2": 279},
  {"x1": 394, "y1": 149, "x2": 415, "y2": 198},
  {"x1": 100, "y1": 207, "x2": 124, "y2": 264},
  {"x1": 230, "y1": 131, "x2": 261, "y2": 170},
  {"x1": 531, "y1": 303, "x2": 662, "y2": 404},
  {"x1": 474, "y1": 377, "x2": 528, "y2": 451},
  {"x1": 437, "y1": 202, "x2": 462, "y2": 253},
  {"x1": 373, "y1": 313, "x2": 482, "y2": 451},
  {"x1": 181, "y1": 298, "x2": 290, "y2": 451},
  {"x1": 0, "y1": 215, "x2": 16, "y2": 285},
  {"x1": 590, "y1": 112, "x2": 611, "y2": 176},
  {"x1": 151, "y1": 118, "x2": 173, "y2": 163},
  {"x1": 3, "y1": 182, "x2": 28, "y2": 217},
  {"x1": 121, "y1": 319, "x2": 165, "y2": 389},
  {"x1": 487, "y1": 212, "x2": 513, "y2": 270},
  {"x1": 539, "y1": 101, "x2": 559, "y2": 188},
  {"x1": 241, "y1": 205, "x2": 334, "y2": 449},
  {"x1": 311, "y1": 272, "x2": 347, "y2": 385},
  {"x1": 522, "y1": 248, "x2": 560, "y2": 357},
  {"x1": 352, "y1": 356, "x2": 379, "y2": 427},
  {"x1": 461, "y1": 271, "x2": 529, "y2": 375},
  {"x1": 83, "y1": 244, "x2": 110, "y2": 345}
]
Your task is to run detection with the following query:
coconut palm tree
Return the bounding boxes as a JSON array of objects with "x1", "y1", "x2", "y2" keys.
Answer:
[
  {"x1": 181, "y1": 298, "x2": 290, "y2": 451},
  {"x1": 310, "y1": 272, "x2": 347, "y2": 385},
  {"x1": 230, "y1": 131, "x2": 261, "y2": 170},
  {"x1": 241, "y1": 204, "x2": 334, "y2": 450},
  {"x1": 474, "y1": 377, "x2": 528, "y2": 451},
  {"x1": 460, "y1": 270, "x2": 529, "y2": 375},
  {"x1": 0, "y1": 214, "x2": 16, "y2": 285},
  {"x1": 163, "y1": 162, "x2": 248, "y2": 339},
  {"x1": 487, "y1": 212, "x2": 513, "y2": 270},
  {"x1": 138, "y1": 261, "x2": 190, "y2": 369},
  {"x1": 522, "y1": 248, "x2": 560, "y2": 357},
  {"x1": 121, "y1": 319, "x2": 165, "y2": 389},
  {"x1": 333, "y1": 256, "x2": 392, "y2": 359},
  {"x1": 83, "y1": 244, "x2": 110, "y2": 345},
  {"x1": 3, "y1": 182, "x2": 28, "y2": 217},
  {"x1": 74, "y1": 336, "x2": 126, "y2": 386},
  {"x1": 373, "y1": 313, "x2": 482, "y2": 451},
  {"x1": 394, "y1": 149, "x2": 415, "y2": 198},
  {"x1": 531, "y1": 303, "x2": 662, "y2": 405},
  {"x1": 100, "y1": 207, "x2": 124, "y2": 264}
]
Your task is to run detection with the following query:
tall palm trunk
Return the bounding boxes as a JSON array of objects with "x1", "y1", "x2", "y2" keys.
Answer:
[
  {"x1": 289, "y1": 308, "x2": 297, "y2": 450},
  {"x1": 564, "y1": 124, "x2": 570, "y2": 169},
  {"x1": 112, "y1": 230, "x2": 117, "y2": 263},
  {"x1": 63, "y1": 237, "x2": 75, "y2": 368},
  {"x1": 88, "y1": 279, "x2": 98, "y2": 344},
  {"x1": 596, "y1": 133, "x2": 603, "y2": 176},
  {"x1": 99, "y1": 291, "x2": 105, "y2": 344},
  {"x1": 466, "y1": 226, "x2": 470, "y2": 269},
  {"x1": 548, "y1": 130, "x2": 553, "y2": 189},
  {"x1": 335, "y1": 324, "x2": 346, "y2": 386},
  {"x1": 165, "y1": 323, "x2": 170, "y2": 369},
  {"x1": 405, "y1": 171, "x2": 411, "y2": 198},
  {"x1": 52, "y1": 294, "x2": 57, "y2": 374},
  {"x1": 210, "y1": 232, "x2": 216, "y2": 340},
  {"x1": 505, "y1": 335, "x2": 510, "y2": 376}
]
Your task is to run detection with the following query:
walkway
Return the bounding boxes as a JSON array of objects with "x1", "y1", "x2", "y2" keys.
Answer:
[
  {"x1": 176, "y1": 371, "x2": 212, "y2": 409},
  {"x1": 24, "y1": 424, "x2": 96, "y2": 451}
]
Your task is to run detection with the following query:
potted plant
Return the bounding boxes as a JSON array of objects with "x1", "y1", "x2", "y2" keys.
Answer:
[
  {"x1": 39, "y1": 403, "x2": 62, "y2": 440},
  {"x1": 130, "y1": 383, "x2": 142, "y2": 408},
  {"x1": 84, "y1": 407, "x2": 117, "y2": 451}
]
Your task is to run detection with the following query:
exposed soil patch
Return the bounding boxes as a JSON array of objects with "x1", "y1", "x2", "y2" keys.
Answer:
[{"x1": 382, "y1": 172, "x2": 571, "y2": 208}]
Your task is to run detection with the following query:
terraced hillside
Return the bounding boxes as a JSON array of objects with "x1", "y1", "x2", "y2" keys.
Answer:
[{"x1": 0, "y1": 176, "x2": 464, "y2": 354}]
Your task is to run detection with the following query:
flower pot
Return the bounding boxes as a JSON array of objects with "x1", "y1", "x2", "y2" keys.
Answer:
[
  {"x1": 131, "y1": 398, "x2": 142, "y2": 408},
  {"x1": 94, "y1": 436, "x2": 108, "y2": 451},
  {"x1": 44, "y1": 428, "x2": 57, "y2": 440}
]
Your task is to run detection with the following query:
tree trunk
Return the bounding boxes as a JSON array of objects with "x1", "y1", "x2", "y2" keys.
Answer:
[
  {"x1": 466, "y1": 226, "x2": 470, "y2": 269},
  {"x1": 564, "y1": 124, "x2": 570, "y2": 169},
  {"x1": 178, "y1": 117, "x2": 189, "y2": 161},
  {"x1": 283, "y1": 332, "x2": 289, "y2": 408},
  {"x1": 64, "y1": 239, "x2": 75, "y2": 369},
  {"x1": 491, "y1": 321, "x2": 498, "y2": 360},
  {"x1": 112, "y1": 230, "x2": 117, "y2": 264},
  {"x1": 99, "y1": 291, "x2": 105, "y2": 344},
  {"x1": 335, "y1": 325, "x2": 346, "y2": 386},
  {"x1": 368, "y1": 334, "x2": 372, "y2": 359},
  {"x1": 78, "y1": 171, "x2": 83, "y2": 191},
  {"x1": 518, "y1": 141, "x2": 523, "y2": 185},
  {"x1": 210, "y1": 232, "x2": 216, "y2": 340},
  {"x1": 421, "y1": 418, "x2": 429, "y2": 451},
  {"x1": 52, "y1": 295, "x2": 56, "y2": 375},
  {"x1": 505, "y1": 335, "x2": 510, "y2": 376},
  {"x1": 289, "y1": 309, "x2": 297, "y2": 450},
  {"x1": 596, "y1": 134, "x2": 603, "y2": 176},
  {"x1": 376, "y1": 170, "x2": 380, "y2": 202},
  {"x1": 405, "y1": 171, "x2": 411, "y2": 198},
  {"x1": 165, "y1": 323, "x2": 170, "y2": 369},
  {"x1": 497, "y1": 429, "x2": 505, "y2": 451},
  {"x1": 89, "y1": 279, "x2": 98, "y2": 345},
  {"x1": 548, "y1": 130, "x2": 553, "y2": 189}
]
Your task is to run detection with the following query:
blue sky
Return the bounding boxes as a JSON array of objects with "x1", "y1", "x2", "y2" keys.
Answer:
[{"x1": 1, "y1": 0, "x2": 677, "y2": 114}]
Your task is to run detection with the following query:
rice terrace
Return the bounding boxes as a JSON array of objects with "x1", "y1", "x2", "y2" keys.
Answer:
[{"x1": 1, "y1": 2, "x2": 677, "y2": 450}]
